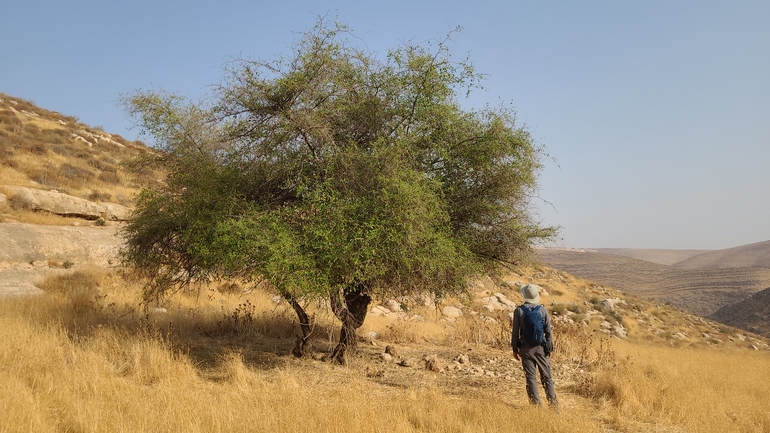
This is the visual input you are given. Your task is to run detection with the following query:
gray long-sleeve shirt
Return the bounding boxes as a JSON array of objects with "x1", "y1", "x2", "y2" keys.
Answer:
[{"x1": 511, "y1": 302, "x2": 553, "y2": 354}]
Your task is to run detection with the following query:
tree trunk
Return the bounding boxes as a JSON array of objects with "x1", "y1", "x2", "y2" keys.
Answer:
[
  {"x1": 288, "y1": 296, "x2": 313, "y2": 357},
  {"x1": 330, "y1": 284, "x2": 371, "y2": 365}
]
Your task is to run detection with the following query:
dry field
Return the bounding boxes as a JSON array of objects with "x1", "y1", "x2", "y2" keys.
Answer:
[{"x1": 1, "y1": 266, "x2": 769, "y2": 433}]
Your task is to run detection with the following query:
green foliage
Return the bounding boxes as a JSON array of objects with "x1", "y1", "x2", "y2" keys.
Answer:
[{"x1": 120, "y1": 19, "x2": 556, "y2": 304}]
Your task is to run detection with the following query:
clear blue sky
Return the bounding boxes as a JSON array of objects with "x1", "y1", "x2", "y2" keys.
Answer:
[{"x1": 2, "y1": 0, "x2": 768, "y2": 250}]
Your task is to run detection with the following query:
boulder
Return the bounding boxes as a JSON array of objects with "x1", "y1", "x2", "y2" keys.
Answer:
[
  {"x1": 386, "y1": 299, "x2": 403, "y2": 312},
  {"x1": 493, "y1": 292, "x2": 518, "y2": 309},
  {"x1": 442, "y1": 305, "x2": 463, "y2": 318},
  {"x1": 102, "y1": 202, "x2": 132, "y2": 221},
  {"x1": 6, "y1": 186, "x2": 104, "y2": 219},
  {"x1": 3, "y1": 186, "x2": 131, "y2": 221},
  {"x1": 369, "y1": 305, "x2": 391, "y2": 316},
  {"x1": 613, "y1": 325, "x2": 627, "y2": 338}
]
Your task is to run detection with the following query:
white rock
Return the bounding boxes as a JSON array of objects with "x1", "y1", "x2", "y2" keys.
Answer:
[
  {"x1": 493, "y1": 292, "x2": 517, "y2": 309},
  {"x1": 613, "y1": 325, "x2": 627, "y2": 338},
  {"x1": 369, "y1": 306, "x2": 391, "y2": 316},
  {"x1": 386, "y1": 299, "x2": 403, "y2": 312},
  {"x1": 442, "y1": 305, "x2": 463, "y2": 318},
  {"x1": 414, "y1": 293, "x2": 435, "y2": 307},
  {"x1": 599, "y1": 321, "x2": 612, "y2": 329},
  {"x1": 384, "y1": 311, "x2": 406, "y2": 320},
  {"x1": 101, "y1": 202, "x2": 132, "y2": 221},
  {"x1": 5, "y1": 186, "x2": 104, "y2": 219}
]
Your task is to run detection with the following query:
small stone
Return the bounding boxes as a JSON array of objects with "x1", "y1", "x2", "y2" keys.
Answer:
[
  {"x1": 424, "y1": 354, "x2": 441, "y2": 372},
  {"x1": 385, "y1": 345, "x2": 399, "y2": 358},
  {"x1": 399, "y1": 359, "x2": 416, "y2": 367},
  {"x1": 456, "y1": 354, "x2": 470, "y2": 364},
  {"x1": 380, "y1": 353, "x2": 393, "y2": 362}
]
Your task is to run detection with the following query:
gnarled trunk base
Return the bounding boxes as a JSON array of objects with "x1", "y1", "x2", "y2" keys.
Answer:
[
  {"x1": 288, "y1": 297, "x2": 313, "y2": 357},
  {"x1": 330, "y1": 285, "x2": 371, "y2": 364}
]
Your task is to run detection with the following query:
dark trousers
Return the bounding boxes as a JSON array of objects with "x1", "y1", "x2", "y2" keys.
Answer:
[{"x1": 520, "y1": 345, "x2": 557, "y2": 406}]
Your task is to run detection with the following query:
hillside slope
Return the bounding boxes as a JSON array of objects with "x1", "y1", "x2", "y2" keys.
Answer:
[
  {"x1": 709, "y1": 286, "x2": 770, "y2": 338},
  {"x1": 595, "y1": 248, "x2": 711, "y2": 266},
  {"x1": 537, "y1": 249, "x2": 770, "y2": 317},
  {"x1": 673, "y1": 239, "x2": 770, "y2": 269},
  {"x1": 0, "y1": 92, "x2": 161, "y2": 206}
]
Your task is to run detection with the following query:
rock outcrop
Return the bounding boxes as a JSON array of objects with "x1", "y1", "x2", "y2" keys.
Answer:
[{"x1": 3, "y1": 186, "x2": 131, "y2": 221}]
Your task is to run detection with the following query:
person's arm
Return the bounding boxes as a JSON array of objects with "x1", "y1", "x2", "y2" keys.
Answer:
[
  {"x1": 543, "y1": 307, "x2": 554, "y2": 357},
  {"x1": 511, "y1": 307, "x2": 521, "y2": 360}
]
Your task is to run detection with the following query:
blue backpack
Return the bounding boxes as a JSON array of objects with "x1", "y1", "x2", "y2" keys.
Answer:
[{"x1": 521, "y1": 304, "x2": 545, "y2": 346}]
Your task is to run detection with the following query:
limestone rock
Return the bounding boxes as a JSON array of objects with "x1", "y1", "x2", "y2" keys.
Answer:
[
  {"x1": 423, "y1": 354, "x2": 441, "y2": 372},
  {"x1": 3, "y1": 186, "x2": 131, "y2": 221},
  {"x1": 101, "y1": 202, "x2": 132, "y2": 221},
  {"x1": 386, "y1": 299, "x2": 403, "y2": 312},
  {"x1": 5, "y1": 186, "x2": 104, "y2": 219},
  {"x1": 370, "y1": 305, "x2": 391, "y2": 316},
  {"x1": 613, "y1": 325, "x2": 627, "y2": 338},
  {"x1": 442, "y1": 305, "x2": 463, "y2": 318}
]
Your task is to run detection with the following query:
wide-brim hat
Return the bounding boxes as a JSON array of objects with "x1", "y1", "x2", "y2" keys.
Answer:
[{"x1": 520, "y1": 284, "x2": 540, "y2": 304}]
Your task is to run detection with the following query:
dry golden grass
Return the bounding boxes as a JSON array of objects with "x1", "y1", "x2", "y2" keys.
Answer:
[
  {"x1": 1, "y1": 274, "x2": 599, "y2": 433},
  {"x1": 1, "y1": 268, "x2": 768, "y2": 432}
]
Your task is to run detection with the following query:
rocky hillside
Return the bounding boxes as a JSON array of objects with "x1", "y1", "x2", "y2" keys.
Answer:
[{"x1": 0, "y1": 92, "x2": 161, "y2": 207}]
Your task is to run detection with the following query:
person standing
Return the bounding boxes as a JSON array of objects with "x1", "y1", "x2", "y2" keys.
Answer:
[{"x1": 512, "y1": 284, "x2": 558, "y2": 409}]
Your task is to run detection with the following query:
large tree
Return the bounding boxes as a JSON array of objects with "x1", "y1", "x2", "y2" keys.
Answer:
[{"x1": 121, "y1": 21, "x2": 556, "y2": 363}]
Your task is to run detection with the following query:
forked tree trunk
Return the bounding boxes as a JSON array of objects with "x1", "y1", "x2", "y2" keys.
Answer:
[
  {"x1": 330, "y1": 284, "x2": 371, "y2": 365},
  {"x1": 288, "y1": 296, "x2": 313, "y2": 357}
]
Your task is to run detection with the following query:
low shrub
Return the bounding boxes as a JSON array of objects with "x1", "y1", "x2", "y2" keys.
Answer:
[{"x1": 88, "y1": 190, "x2": 112, "y2": 202}]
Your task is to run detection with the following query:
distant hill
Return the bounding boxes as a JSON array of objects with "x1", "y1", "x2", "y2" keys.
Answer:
[
  {"x1": 710, "y1": 287, "x2": 770, "y2": 338},
  {"x1": 537, "y1": 249, "x2": 770, "y2": 317},
  {"x1": 595, "y1": 248, "x2": 711, "y2": 266},
  {"x1": 673, "y1": 240, "x2": 770, "y2": 270}
]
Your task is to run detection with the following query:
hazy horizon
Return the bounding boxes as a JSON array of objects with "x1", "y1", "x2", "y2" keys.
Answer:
[{"x1": 2, "y1": 1, "x2": 768, "y2": 250}]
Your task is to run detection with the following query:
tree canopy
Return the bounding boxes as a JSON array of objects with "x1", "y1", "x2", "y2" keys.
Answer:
[{"x1": 121, "y1": 21, "x2": 556, "y2": 363}]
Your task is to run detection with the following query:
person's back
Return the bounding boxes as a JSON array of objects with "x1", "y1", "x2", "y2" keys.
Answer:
[{"x1": 511, "y1": 284, "x2": 557, "y2": 410}]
